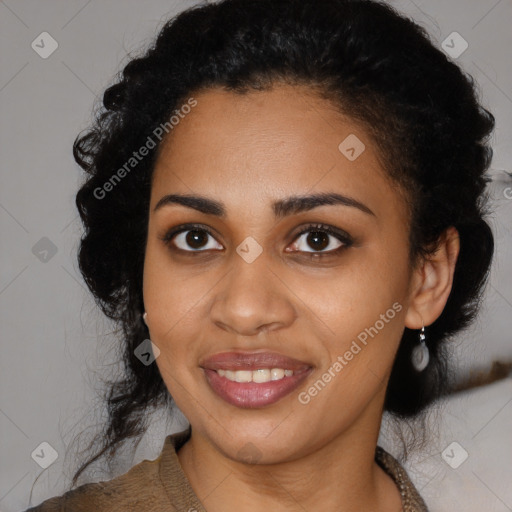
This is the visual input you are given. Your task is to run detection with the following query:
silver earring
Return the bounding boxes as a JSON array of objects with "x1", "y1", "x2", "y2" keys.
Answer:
[
  {"x1": 411, "y1": 326, "x2": 429, "y2": 372},
  {"x1": 142, "y1": 312, "x2": 148, "y2": 325}
]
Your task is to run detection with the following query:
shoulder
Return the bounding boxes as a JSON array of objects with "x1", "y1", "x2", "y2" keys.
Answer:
[
  {"x1": 23, "y1": 449, "x2": 168, "y2": 512},
  {"x1": 375, "y1": 446, "x2": 429, "y2": 512}
]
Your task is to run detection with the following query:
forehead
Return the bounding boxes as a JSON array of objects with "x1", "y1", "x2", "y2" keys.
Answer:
[{"x1": 150, "y1": 84, "x2": 404, "y2": 223}]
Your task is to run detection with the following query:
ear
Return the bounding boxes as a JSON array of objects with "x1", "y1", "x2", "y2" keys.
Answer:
[{"x1": 404, "y1": 226, "x2": 460, "y2": 329}]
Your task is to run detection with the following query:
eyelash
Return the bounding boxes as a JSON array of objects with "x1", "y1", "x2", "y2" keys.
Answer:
[{"x1": 159, "y1": 222, "x2": 354, "y2": 258}]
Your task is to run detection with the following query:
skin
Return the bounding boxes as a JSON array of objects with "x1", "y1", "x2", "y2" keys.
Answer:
[{"x1": 142, "y1": 83, "x2": 460, "y2": 512}]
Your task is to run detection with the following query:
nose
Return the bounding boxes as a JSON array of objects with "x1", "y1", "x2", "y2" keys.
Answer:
[{"x1": 209, "y1": 248, "x2": 297, "y2": 337}]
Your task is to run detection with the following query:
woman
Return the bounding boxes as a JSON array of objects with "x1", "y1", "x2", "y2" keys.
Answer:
[{"x1": 25, "y1": 0, "x2": 495, "y2": 510}]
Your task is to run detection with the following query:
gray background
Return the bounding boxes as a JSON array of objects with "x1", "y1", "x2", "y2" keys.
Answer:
[{"x1": 1, "y1": 1, "x2": 511, "y2": 511}]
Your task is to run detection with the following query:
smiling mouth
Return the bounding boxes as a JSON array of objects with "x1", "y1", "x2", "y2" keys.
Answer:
[{"x1": 200, "y1": 351, "x2": 313, "y2": 408}]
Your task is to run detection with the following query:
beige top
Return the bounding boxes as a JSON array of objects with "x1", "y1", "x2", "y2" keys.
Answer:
[{"x1": 25, "y1": 427, "x2": 429, "y2": 511}]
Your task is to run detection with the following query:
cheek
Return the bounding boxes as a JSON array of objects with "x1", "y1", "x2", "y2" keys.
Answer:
[
  {"x1": 142, "y1": 237, "x2": 224, "y2": 373},
  {"x1": 308, "y1": 243, "x2": 409, "y2": 381},
  {"x1": 142, "y1": 245, "x2": 201, "y2": 402},
  {"x1": 306, "y1": 248, "x2": 408, "y2": 331},
  {"x1": 143, "y1": 240, "x2": 195, "y2": 346}
]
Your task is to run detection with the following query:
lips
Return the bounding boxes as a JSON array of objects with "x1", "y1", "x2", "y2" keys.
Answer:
[
  {"x1": 200, "y1": 351, "x2": 313, "y2": 408},
  {"x1": 200, "y1": 351, "x2": 311, "y2": 371}
]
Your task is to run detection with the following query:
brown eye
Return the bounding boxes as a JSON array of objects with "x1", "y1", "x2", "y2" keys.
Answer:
[
  {"x1": 288, "y1": 224, "x2": 353, "y2": 254},
  {"x1": 161, "y1": 225, "x2": 223, "y2": 252},
  {"x1": 184, "y1": 230, "x2": 210, "y2": 249}
]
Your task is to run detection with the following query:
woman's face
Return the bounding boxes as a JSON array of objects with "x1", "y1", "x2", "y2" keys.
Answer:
[{"x1": 143, "y1": 83, "x2": 415, "y2": 462}]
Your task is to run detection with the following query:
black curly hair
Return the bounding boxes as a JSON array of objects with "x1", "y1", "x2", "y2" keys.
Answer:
[{"x1": 68, "y1": 0, "x2": 494, "y2": 487}]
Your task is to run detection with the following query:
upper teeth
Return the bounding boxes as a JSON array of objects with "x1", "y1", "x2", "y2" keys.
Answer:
[{"x1": 216, "y1": 368, "x2": 294, "y2": 383}]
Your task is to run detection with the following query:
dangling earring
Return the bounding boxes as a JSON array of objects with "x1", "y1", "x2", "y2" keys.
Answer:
[
  {"x1": 411, "y1": 326, "x2": 429, "y2": 372},
  {"x1": 142, "y1": 312, "x2": 148, "y2": 325}
]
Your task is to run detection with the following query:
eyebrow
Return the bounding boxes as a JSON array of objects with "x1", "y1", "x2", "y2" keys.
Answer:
[{"x1": 153, "y1": 192, "x2": 375, "y2": 218}]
